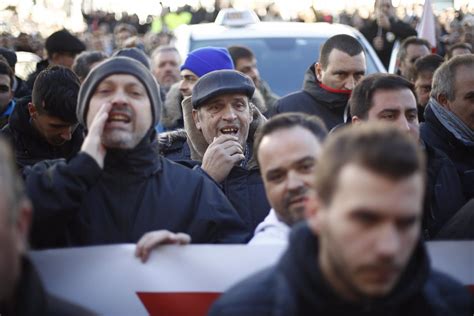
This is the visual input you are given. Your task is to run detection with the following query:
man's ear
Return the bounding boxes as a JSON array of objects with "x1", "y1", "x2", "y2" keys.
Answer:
[
  {"x1": 315, "y1": 62, "x2": 323, "y2": 82},
  {"x1": 308, "y1": 190, "x2": 324, "y2": 235},
  {"x1": 27, "y1": 102, "x2": 37, "y2": 118},
  {"x1": 15, "y1": 199, "x2": 32, "y2": 254},
  {"x1": 437, "y1": 94, "x2": 450, "y2": 109},
  {"x1": 192, "y1": 109, "x2": 201, "y2": 131},
  {"x1": 352, "y1": 115, "x2": 363, "y2": 125},
  {"x1": 50, "y1": 52, "x2": 61, "y2": 65}
]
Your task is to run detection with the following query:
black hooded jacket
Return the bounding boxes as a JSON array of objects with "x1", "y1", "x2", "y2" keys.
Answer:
[
  {"x1": 274, "y1": 64, "x2": 350, "y2": 130},
  {"x1": 210, "y1": 223, "x2": 473, "y2": 316},
  {"x1": 25, "y1": 131, "x2": 250, "y2": 248},
  {"x1": 1, "y1": 97, "x2": 83, "y2": 170}
]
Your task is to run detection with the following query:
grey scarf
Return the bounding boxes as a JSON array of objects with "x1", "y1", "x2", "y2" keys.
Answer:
[{"x1": 429, "y1": 98, "x2": 474, "y2": 146}]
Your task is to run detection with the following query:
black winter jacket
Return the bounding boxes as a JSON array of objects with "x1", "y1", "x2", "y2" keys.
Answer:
[
  {"x1": 210, "y1": 223, "x2": 473, "y2": 316},
  {"x1": 274, "y1": 64, "x2": 350, "y2": 130},
  {"x1": 0, "y1": 257, "x2": 96, "y2": 316},
  {"x1": 421, "y1": 103, "x2": 474, "y2": 199},
  {"x1": 25, "y1": 133, "x2": 250, "y2": 248},
  {"x1": 162, "y1": 142, "x2": 271, "y2": 235},
  {"x1": 422, "y1": 140, "x2": 467, "y2": 238},
  {"x1": 1, "y1": 97, "x2": 83, "y2": 170}
]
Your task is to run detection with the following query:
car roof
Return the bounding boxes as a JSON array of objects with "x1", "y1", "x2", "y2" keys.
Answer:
[{"x1": 177, "y1": 21, "x2": 364, "y2": 40}]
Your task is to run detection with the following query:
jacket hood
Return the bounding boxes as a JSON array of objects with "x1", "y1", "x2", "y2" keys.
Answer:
[
  {"x1": 278, "y1": 223, "x2": 430, "y2": 315},
  {"x1": 302, "y1": 64, "x2": 351, "y2": 111},
  {"x1": 181, "y1": 95, "x2": 266, "y2": 169},
  {"x1": 160, "y1": 81, "x2": 268, "y2": 132}
]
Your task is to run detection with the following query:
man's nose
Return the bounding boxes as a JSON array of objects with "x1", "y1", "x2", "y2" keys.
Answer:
[
  {"x1": 222, "y1": 104, "x2": 237, "y2": 121},
  {"x1": 60, "y1": 128, "x2": 73, "y2": 141},
  {"x1": 375, "y1": 224, "x2": 400, "y2": 258},
  {"x1": 395, "y1": 116, "x2": 411, "y2": 133},
  {"x1": 287, "y1": 170, "x2": 304, "y2": 191},
  {"x1": 344, "y1": 76, "x2": 357, "y2": 90},
  {"x1": 110, "y1": 89, "x2": 128, "y2": 105}
]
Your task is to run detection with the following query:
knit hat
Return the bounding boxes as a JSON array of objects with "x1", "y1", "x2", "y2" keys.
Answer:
[
  {"x1": 45, "y1": 29, "x2": 86, "y2": 55},
  {"x1": 0, "y1": 48, "x2": 17, "y2": 68},
  {"x1": 180, "y1": 47, "x2": 234, "y2": 77},
  {"x1": 113, "y1": 47, "x2": 150, "y2": 69},
  {"x1": 192, "y1": 70, "x2": 255, "y2": 109},
  {"x1": 77, "y1": 56, "x2": 162, "y2": 128}
]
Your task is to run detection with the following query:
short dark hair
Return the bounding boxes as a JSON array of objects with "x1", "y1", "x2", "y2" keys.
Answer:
[
  {"x1": 315, "y1": 124, "x2": 425, "y2": 205},
  {"x1": 254, "y1": 112, "x2": 328, "y2": 166},
  {"x1": 350, "y1": 73, "x2": 415, "y2": 120},
  {"x1": 446, "y1": 42, "x2": 472, "y2": 60},
  {"x1": 409, "y1": 54, "x2": 444, "y2": 82},
  {"x1": 227, "y1": 45, "x2": 255, "y2": 66},
  {"x1": 319, "y1": 34, "x2": 364, "y2": 69},
  {"x1": 0, "y1": 58, "x2": 13, "y2": 87},
  {"x1": 398, "y1": 36, "x2": 431, "y2": 62},
  {"x1": 72, "y1": 51, "x2": 108, "y2": 81},
  {"x1": 32, "y1": 66, "x2": 80, "y2": 123}
]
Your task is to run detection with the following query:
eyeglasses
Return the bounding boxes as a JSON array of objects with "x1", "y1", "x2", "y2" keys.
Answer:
[{"x1": 0, "y1": 85, "x2": 10, "y2": 92}]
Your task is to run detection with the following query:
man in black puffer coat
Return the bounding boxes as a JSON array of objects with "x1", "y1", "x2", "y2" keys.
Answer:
[
  {"x1": 210, "y1": 125, "x2": 473, "y2": 316},
  {"x1": 24, "y1": 57, "x2": 249, "y2": 249},
  {"x1": 273, "y1": 34, "x2": 366, "y2": 130}
]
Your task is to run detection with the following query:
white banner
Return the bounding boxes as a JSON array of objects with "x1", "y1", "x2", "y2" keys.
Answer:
[{"x1": 29, "y1": 242, "x2": 474, "y2": 316}]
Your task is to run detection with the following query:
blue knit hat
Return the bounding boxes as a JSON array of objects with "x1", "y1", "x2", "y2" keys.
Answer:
[{"x1": 180, "y1": 47, "x2": 234, "y2": 77}]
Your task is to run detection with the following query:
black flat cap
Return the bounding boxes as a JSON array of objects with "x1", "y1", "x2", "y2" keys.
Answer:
[
  {"x1": 192, "y1": 70, "x2": 255, "y2": 109},
  {"x1": 46, "y1": 29, "x2": 86, "y2": 55}
]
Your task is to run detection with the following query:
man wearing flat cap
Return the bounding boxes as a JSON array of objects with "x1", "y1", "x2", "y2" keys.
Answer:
[
  {"x1": 165, "y1": 70, "x2": 271, "y2": 235},
  {"x1": 26, "y1": 29, "x2": 86, "y2": 90},
  {"x1": 23, "y1": 57, "x2": 249, "y2": 249}
]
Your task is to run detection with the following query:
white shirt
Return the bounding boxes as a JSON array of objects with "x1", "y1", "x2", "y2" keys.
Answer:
[{"x1": 248, "y1": 209, "x2": 290, "y2": 246}]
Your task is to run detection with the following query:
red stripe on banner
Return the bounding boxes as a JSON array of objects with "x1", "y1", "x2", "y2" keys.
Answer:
[
  {"x1": 468, "y1": 285, "x2": 474, "y2": 295},
  {"x1": 137, "y1": 292, "x2": 221, "y2": 316}
]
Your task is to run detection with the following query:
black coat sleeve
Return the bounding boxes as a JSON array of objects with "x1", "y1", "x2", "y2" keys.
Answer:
[
  {"x1": 24, "y1": 153, "x2": 102, "y2": 248},
  {"x1": 187, "y1": 175, "x2": 251, "y2": 244}
]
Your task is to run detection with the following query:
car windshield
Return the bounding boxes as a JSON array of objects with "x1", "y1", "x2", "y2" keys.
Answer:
[{"x1": 191, "y1": 37, "x2": 380, "y2": 97}]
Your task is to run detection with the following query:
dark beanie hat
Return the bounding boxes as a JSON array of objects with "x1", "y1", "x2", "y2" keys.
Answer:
[
  {"x1": 113, "y1": 47, "x2": 150, "y2": 69},
  {"x1": 46, "y1": 29, "x2": 86, "y2": 55},
  {"x1": 77, "y1": 56, "x2": 162, "y2": 128},
  {"x1": 192, "y1": 70, "x2": 255, "y2": 109},
  {"x1": 0, "y1": 48, "x2": 17, "y2": 68},
  {"x1": 180, "y1": 47, "x2": 234, "y2": 77}
]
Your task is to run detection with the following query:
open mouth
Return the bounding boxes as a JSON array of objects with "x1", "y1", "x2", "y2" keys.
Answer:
[
  {"x1": 107, "y1": 113, "x2": 131, "y2": 123},
  {"x1": 220, "y1": 127, "x2": 239, "y2": 135}
]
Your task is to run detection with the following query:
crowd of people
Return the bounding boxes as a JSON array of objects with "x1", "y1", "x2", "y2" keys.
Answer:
[{"x1": 0, "y1": 0, "x2": 473, "y2": 315}]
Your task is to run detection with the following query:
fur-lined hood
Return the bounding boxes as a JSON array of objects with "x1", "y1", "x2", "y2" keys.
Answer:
[
  {"x1": 160, "y1": 81, "x2": 268, "y2": 131},
  {"x1": 160, "y1": 82, "x2": 183, "y2": 130}
]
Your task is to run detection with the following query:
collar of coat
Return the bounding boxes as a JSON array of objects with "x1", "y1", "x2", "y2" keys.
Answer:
[
  {"x1": 302, "y1": 64, "x2": 351, "y2": 110},
  {"x1": 277, "y1": 222, "x2": 431, "y2": 314}
]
